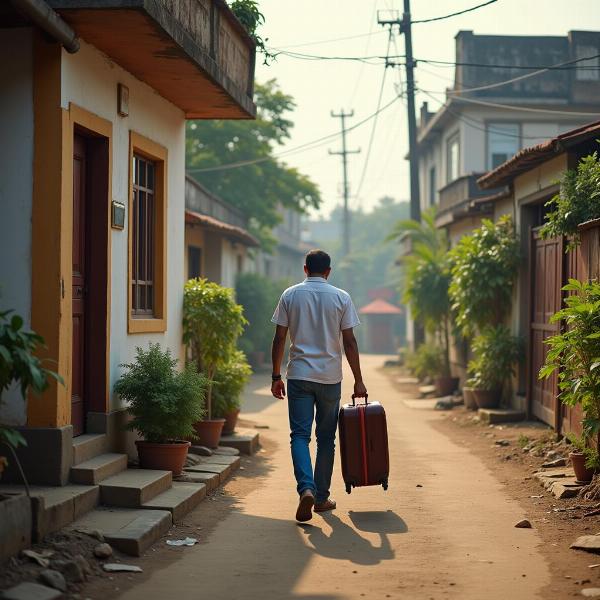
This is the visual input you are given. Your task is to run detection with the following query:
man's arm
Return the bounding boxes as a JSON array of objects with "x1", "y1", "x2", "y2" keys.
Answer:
[
  {"x1": 342, "y1": 328, "x2": 367, "y2": 397},
  {"x1": 271, "y1": 324, "x2": 288, "y2": 399}
]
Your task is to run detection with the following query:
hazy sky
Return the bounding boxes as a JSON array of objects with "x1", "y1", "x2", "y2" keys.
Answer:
[{"x1": 254, "y1": 0, "x2": 600, "y2": 218}]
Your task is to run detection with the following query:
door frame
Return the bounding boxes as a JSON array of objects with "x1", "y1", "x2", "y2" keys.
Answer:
[{"x1": 66, "y1": 104, "x2": 113, "y2": 419}]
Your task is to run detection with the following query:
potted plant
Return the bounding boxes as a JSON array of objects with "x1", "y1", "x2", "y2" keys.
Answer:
[
  {"x1": 183, "y1": 278, "x2": 247, "y2": 448},
  {"x1": 565, "y1": 433, "x2": 599, "y2": 483},
  {"x1": 468, "y1": 325, "x2": 523, "y2": 409},
  {"x1": 114, "y1": 343, "x2": 207, "y2": 475},
  {"x1": 389, "y1": 207, "x2": 457, "y2": 395},
  {"x1": 212, "y1": 350, "x2": 252, "y2": 435},
  {"x1": 405, "y1": 343, "x2": 444, "y2": 383},
  {"x1": 0, "y1": 309, "x2": 62, "y2": 482},
  {"x1": 540, "y1": 279, "x2": 600, "y2": 482}
]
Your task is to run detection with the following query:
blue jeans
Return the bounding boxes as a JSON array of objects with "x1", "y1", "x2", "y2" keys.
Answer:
[{"x1": 287, "y1": 379, "x2": 341, "y2": 503}]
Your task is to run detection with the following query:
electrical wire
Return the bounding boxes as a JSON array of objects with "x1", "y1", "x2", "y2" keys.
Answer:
[
  {"x1": 186, "y1": 94, "x2": 404, "y2": 174},
  {"x1": 270, "y1": 29, "x2": 386, "y2": 50},
  {"x1": 349, "y1": 0, "x2": 379, "y2": 107},
  {"x1": 417, "y1": 57, "x2": 600, "y2": 71},
  {"x1": 271, "y1": 49, "x2": 404, "y2": 64},
  {"x1": 411, "y1": 0, "x2": 498, "y2": 24}
]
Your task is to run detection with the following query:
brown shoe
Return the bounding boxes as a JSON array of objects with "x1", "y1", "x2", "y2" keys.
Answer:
[
  {"x1": 296, "y1": 489, "x2": 315, "y2": 522},
  {"x1": 314, "y1": 498, "x2": 336, "y2": 513}
]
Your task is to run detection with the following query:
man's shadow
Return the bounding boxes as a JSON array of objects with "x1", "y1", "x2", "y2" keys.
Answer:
[{"x1": 298, "y1": 510, "x2": 407, "y2": 565}]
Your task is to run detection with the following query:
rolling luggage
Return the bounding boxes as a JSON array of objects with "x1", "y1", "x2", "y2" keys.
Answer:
[{"x1": 338, "y1": 394, "x2": 389, "y2": 494}]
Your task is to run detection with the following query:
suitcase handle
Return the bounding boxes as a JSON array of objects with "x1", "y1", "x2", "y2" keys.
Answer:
[{"x1": 351, "y1": 393, "x2": 369, "y2": 406}]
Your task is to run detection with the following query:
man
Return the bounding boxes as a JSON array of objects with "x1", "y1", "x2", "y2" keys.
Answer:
[{"x1": 271, "y1": 249, "x2": 367, "y2": 522}]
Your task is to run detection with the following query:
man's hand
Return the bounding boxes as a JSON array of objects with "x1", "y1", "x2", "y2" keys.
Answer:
[
  {"x1": 353, "y1": 380, "x2": 368, "y2": 398},
  {"x1": 271, "y1": 379, "x2": 286, "y2": 399}
]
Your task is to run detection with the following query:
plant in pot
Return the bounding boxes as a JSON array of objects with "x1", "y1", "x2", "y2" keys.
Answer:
[
  {"x1": 389, "y1": 207, "x2": 457, "y2": 395},
  {"x1": 539, "y1": 278, "x2": 600, "y2": 483},
  {"x1": 405, "y1": 342, "x2": 444, "y2": 383},
  {"x1": 467, "y1": 325, "x2": 522, "y2": 409},
  {"x1": 114, "y1": 343, "x2": 207, "y2": 475},
  {"x1": 183, "y1": 278, "x2": 247, "y2": 448},
  {"x1": 0, "y1": 308, "x2": 62, "y2": 486},
  {"x1": 212, "y1": 350, "x2": 252, "y2": 435}
]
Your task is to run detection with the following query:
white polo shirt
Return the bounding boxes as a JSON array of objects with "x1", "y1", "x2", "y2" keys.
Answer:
[{"x1": 271, "y1": 277, "x2": 360, "y2": 384}]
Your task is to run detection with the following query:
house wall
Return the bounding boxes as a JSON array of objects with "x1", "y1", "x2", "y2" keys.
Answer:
[
  {"x1": 221, "y1": 238, "x2": 247, "y2": 290},
  {"x1": 61, "y1": 40, "x2": 186, "y2": 411},
  {"x1": 0, "y1": 29, "x2": 34, "y2": 426},
  {"x1": 184, "y1": 226, "x2": 205, "y2": 280}
]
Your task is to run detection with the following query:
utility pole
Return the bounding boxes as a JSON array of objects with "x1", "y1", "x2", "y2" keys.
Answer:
[
  {"x1": 329, "y1": 110, "x2": 361, "y2": 257},
  {"x1": 378, "y1": 0, "x2": 420, "y2": 222}
]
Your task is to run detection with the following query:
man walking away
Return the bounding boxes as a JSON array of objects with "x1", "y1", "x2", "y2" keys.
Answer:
[{"x1": 270, "y1": 249, "x2": 368, "y2": 522}]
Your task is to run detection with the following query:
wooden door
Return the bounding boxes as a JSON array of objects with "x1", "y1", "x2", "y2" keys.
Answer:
[
  {"x1": 72, "y1": 134, "x2": 87, "y2": 436},
  {"x1": 529, "y1": 229, "x2": 562, "y2": 428}
]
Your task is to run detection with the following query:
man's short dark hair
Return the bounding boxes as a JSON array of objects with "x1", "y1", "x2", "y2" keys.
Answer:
[{"x1": 305, "y1": 249, "x2": 331, "y2": 275}]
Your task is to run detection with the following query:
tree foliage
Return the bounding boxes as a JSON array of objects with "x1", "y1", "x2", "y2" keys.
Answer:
[
  {"x1": 212, "y1": 350, "x2": 253, "y2": 417},
  {"x1": 540, "y1": 150, "x2": 600, "y2": 247},
  {"x1": 114, "y1": 344, "x2": 208, "y2": 444},
  {"x1": 186, "y1": 80, "x2": 321, "y2": 248},
  {"x1": 449, "y1": 215, "x2": 520, "y2": 337},
  {"x1": 228, "y1": 0, "x2": 275, "y2": 64},
  {"x1": 183, "y1": 279, "x2": 247, "y2": 419}
]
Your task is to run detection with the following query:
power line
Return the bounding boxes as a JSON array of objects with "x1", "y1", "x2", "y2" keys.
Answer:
[
  {"x1": 271, "y1": 29, "x2": 386, "y2": 50},
  {"x1": 411, "y1": 0, "x2": 498, "y2": 24},
  {"x1": 187, "y1": 94, "x2": 403, "y2": 174},
  {"x1": 418, "y1": 57, "x2": 600, "y2": 71},
  {"x1": 271, "y1": 49, "x2": 403, "y2": 64}
]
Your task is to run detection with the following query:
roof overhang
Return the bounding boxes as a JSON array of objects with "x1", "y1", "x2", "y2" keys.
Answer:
[
  {"x1": 185, "y1": 209, "x2": 259, "y2": 247},
  {"x1": 478, "y1": 119, "x2": 600, "y2": 189},
  {"x1": 48, "y1": 0, "x2": 257, "y2": 119}
]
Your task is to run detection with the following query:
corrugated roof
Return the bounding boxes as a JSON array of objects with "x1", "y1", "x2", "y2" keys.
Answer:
[
  {"x1": 478, "y1": 120, "x2": 600, "y2": 189},
  {"x1": 185, "y1": 209, "x2": 259, "y2": 247},
  {"x1": 359, "y1": 298, "x2": 402, "y2": 315}
]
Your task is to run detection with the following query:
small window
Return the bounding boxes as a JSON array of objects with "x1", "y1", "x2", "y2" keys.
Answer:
[
  {"x1": 132, "y1": 155, "x2": 156, "y2": 316},
  {"x1": 429, "y1": 166, "x2": 437, "y2": 206},
  {"x1": 446, "y1": 133, "x2": 460, "y2": 183},
  {"x1": 188, "y1": 246, "x2": 202, "y2": 280},
  {"x1": 575, "y1": 44, "x2": 600, "y2": 81},
  {"x1": 487, "y1": 123, "x2": 520, "y2": 169}
]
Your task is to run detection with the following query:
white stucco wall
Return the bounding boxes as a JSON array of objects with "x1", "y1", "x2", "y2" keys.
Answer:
[
  {"x1": 0, "y1": 29, "x2": 34, "y2": 425},
  {"x1": 61, "y1": 41, "x2": 186, "y2": 411}
]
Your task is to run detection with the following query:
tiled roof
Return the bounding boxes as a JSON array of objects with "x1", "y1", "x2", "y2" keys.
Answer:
[
  {"x1": 359, "y1": 298, "x2": 403, "y2": 315},
  {"x1": 185, "y1": 209, "x2": 259, "y2": 247}
]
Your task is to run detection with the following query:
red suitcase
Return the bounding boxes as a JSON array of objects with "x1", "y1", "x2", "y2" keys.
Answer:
[{"x1": 338, "y1": 394, "x2": 389, "y2": 494}]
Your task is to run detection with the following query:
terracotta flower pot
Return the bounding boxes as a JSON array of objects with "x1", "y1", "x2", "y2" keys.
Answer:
[
  {"x1": 570, "y1": 452, "x2": 595, "y2": 483},
  {"x1": 193, "y1": 419, "x2": 226, "y2": 449},
  {"x1": 462, "y1": 386, "x2": 478, "y2": 410},
  {"x1": 135, "y1": 440, "x2": 190, "y2": 476},
  {"x1": 434, "y1": 376, "x2": 459, "y2": 397},
  {"x1": 222, "y1": 409, "x2": 240, "y2": 436},
  {"x1": 472, "y1": 388, "x2": 501, "y2": 409}
]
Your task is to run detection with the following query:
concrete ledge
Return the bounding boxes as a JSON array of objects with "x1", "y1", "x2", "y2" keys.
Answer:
[
  {"x1": 219, "y1": 430, "x2": 260, "y2": 455},
  {"x1": 2, "y1": 426, "x2": 73, "y2": 486},
  {"x1": 178, "y1": 471, "x2": 220, "y2": 491},
  {"x1": 0, "y1": 493, "x2": 32, "y2": 563},
  {"x1": 142, "y1": 482, "x2": 207, "y2": 522},
  {"x1": 100, "y1": 469, "x2": 172, "y2": 508},
  {"x1": 477, "y1": 408, "x2": 526, "y2": 424}
]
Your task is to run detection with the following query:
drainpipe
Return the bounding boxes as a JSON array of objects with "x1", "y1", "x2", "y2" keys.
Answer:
[{"x1": 10, "y1": 0, "x2": 79, "y2": 53}]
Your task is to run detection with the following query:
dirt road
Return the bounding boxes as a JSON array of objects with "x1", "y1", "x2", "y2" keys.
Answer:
[{"x1": 118, "y1": 355, "x2": 550, "y2": 600}]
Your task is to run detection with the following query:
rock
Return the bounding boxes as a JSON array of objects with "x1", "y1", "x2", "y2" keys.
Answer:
[
  {"x1": 542, "y1": 457, "x2": 567, "y2": 468},
  {"x1": 184, "y1": 453, "x2": 203, "y2": 467},
  {"x1": 515, "y1": 519, "x2": 532, "y2": 528},
  {"x1": 39, "y1": 569, "x2": 67, "y2": 592},
  {"x1": 53, "y1": 558, "x2": 86, "y2": 582},
  {"x1": 582, "y1": 589, "x2": 600, "y2": 598},
  {"x1": 2, "y1": 582, "x2": 64, "y2": 600},
  {"x1": 572, "y1": 535, "x2": 600, "y2": 553},
  {"x1": 74, "y1": 554, "x2": 91, "y2": 576},
  {"x1": 213, "y1": 446, "x2": 240, "y2": 456},
  {"x1": 545, "y1": 449, "x2": 562, "y2": 460},
  {"x1": 76, "y1": 528, "x2": 104, "y2": 542},
  {"x1": 103, "y1": 563, "x2": 143, "y2": 573},
  {"x1": 495, "y1": 439, "x2": 510, "y2": 447},
  {"x1": 189, "y1": 445, "x2": 212, "y2": 457},
  {"x1": 94, "y1": 543, "x2": 113, "y2": 559},
  {"x1": 22, "y1": 549, "x2": 54, "y2": 568}
]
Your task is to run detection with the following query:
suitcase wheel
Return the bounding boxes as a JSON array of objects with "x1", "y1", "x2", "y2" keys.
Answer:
[
  {"x1": 381, "y1": 479, "x2": 388, "y2": 491},
  {"x1": 345, "y1": 483, "x2": 352, "y2": 495}
]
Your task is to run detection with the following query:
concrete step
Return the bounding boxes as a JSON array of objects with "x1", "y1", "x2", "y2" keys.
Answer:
[
  {"x1": 72, "y1": 433, "x2": 109, "y2": 465},
  {"x1": 70, "y1": 453, "x2": 128, "y2": 485},
  {"x1": 178, "y1": 471, "x2": 220, "y2": 491},
  {"x1": 219, "y1": 430, "x2": 260, "y2": 455},
  {"x1": 184, "y1": 462, "x2": 232, "y2": 483},
  {"x1": 70, "y1": 507, "x2": 172, "y2": 556},
  {"x1": 100, "y1": 469, "x2": 172, "y2": 508},
  {"x1": 142, "y1": 482, "x2": 207, "y2": 522},
  {"x1": 478, "y1": 408, "x2": 526, "y2": 424},
  {"x1": 0, "y1": 483, "x2": 99, "y2": 541},
  {"x1": 198, "y1": 455, "x2": 241, "y2": 468}
]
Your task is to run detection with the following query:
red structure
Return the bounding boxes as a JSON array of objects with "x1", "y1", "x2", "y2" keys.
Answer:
[{"x1": 359, "y1": 297, "x2": 402, "y2": 354}]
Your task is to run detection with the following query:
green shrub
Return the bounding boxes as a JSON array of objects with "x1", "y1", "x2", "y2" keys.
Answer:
[
  {"x1": 450, "y1": 216, "x2": 520, "y2": 337},
  {"x1": 183, "y1": 278, "x2": 247, "y2": 419},
  {"x1": 212, "y1": 350, "x2": 252, "y2": 418},
  {"x1": 540, "y1": 151, "x2": 600, "y2": 247},
  {"x1": 114, "y1": 344, "x2": 207, "y2": 443},
  {"x1": 406, "y1": 343, "x2": 445, "y2": 382},
  {"x1": 468, "y1": 325, "x2": 522, "y2": 392},
  {"x1": 540, "y1": 279, "x2": 600, "y2": 454}
]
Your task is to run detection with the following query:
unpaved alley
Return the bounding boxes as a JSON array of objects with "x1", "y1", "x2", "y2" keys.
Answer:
[{"x1": 108, "y1": 354, "x2": 551, "y2": 600}]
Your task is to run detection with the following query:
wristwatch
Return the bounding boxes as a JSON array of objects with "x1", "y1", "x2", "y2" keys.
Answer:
[{"x1": 271, "y1": 373, "x2": 282, "y2": 382}]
